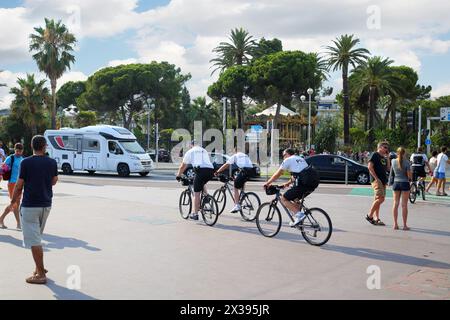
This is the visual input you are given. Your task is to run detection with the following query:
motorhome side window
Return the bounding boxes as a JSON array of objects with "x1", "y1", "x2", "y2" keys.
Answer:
[
  {"x1": 83, "y1": 139, "x2": 100, "y2": 153},
  {"x1": 108, "y1": 141, "x2": 123, "y2": 154}
]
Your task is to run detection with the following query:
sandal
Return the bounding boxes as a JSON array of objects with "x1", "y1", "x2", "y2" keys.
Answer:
[
  {"x1": 26, "y1": 275, "x2": 47, "y2": 285},
  {"x1": 33, "y1": 269, "x2": 48, "y2": 276},
  {"x1": 365, "y1": 215, "x2": 375, "y2": 225},
  {"x1": 0, "y1": 224, "x2": 7, "y2": 229},
  {"x1": 374, "y1": 219, "x2": 386, "y2": 226}
]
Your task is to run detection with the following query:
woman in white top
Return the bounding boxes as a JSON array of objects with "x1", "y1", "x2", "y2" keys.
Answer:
[
  {"x1": 425, "y1": 150, "x2": 439, "y2": 193},
  {"x1": 435, "y1": 146, "x2": 450, "y2": 196}
]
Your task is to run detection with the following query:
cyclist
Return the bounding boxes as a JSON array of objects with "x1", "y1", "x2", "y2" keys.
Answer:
[
  {"x1": 215, "y1": 148, "x2": 254, "y2": 213},
  {"x1": 264, "y1": 148, "x2": 309, "y2": 227},
  {"x1": 176, "y1": 140, "x2": 215, "y2": 221},
  {"x1": 410, "y1": 147, "x2": 432, "y2": 189}
]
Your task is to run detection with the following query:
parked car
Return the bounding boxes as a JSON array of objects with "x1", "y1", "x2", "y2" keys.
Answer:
[
  {"x1": 147, "y1": 149, "x2": 171, "y2": 162},
  {"x1": 184, "y1": 153, "x2": 261, "y2": 180},
  {"x1": 306, "y1": 155, "x2": 370, "y2": 185}
]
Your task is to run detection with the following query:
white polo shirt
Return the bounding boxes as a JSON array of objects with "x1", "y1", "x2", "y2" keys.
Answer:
[
  {"x1": 280, "y1": 155, "x2": 308, "y2": 174},
  {"x1": 182, "y1": 146, "x2": 214, "y2": 169},
  {"x1": 226, "y1": 152, "x2": 253, "y2": 169}
]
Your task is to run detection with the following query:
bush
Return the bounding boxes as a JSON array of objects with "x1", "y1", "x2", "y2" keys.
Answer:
[{"x1": 315, "y1": 117, "x2": 339, "y2": 153}]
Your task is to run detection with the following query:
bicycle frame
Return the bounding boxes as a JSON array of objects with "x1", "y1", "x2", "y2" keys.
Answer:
[{"x1": 218, "y1": 178, "x2": 246, "y2": 204}]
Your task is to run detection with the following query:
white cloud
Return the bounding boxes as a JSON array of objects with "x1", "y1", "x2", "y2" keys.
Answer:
[{"x1": 431, "y1": 83, "x2": 450, "y2": 98}]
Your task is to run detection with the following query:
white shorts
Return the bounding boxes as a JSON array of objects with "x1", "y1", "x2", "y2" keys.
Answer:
[{"x1": 20, "y1": 207, "x2": 51, "y2": 249}]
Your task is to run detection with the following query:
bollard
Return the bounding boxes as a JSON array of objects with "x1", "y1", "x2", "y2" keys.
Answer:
[{"x1": 345, "y1": 161, "x2": 349, "y2": 185}]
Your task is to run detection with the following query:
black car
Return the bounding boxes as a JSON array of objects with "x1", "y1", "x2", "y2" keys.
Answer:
[
  {"x1": 148, "y1": 149, "x2": 171, "y2": 162},
  {"x1": 184, "y1": 153, "x2": 261, "y2": 180},
  {"x1": 306, "y1": 155, "x2": 370, "y2": 185}
]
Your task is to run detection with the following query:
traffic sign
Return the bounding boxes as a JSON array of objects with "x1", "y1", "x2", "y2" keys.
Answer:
[
  {"x1": 441, "y1": 107, "x2": 450, "y2": 122},
  {"x1": 425, "y1": 139, "x2": 431, "y2": 145},
  {"x1": 251, "y1": 125, "x2": 264, "y2": 133}
]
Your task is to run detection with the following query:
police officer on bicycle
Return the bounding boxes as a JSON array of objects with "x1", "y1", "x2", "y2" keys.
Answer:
[
  {"x1": 264, "y1": 148, "x2": 311, "y2": 227},
  {"x1": 176, "y1": 140, "x2": 215, "y2": 220},
  {"x1": 410, "y1": 147, "x2": 432, "y2": 186},
  {"x1": 215, "y1": 147, "x2": 254, "y2": 213}
]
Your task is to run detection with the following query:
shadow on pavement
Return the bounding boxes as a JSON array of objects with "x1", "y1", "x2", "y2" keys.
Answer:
[
  {"x1": 407, "y1": 228, "x2": 450, "y2": 238},
  {"x1": 322, "y1": 244, "x2": 450, "y2": 268},
  {"x1": 46, "y1": 279, "x2": 98, "y2": 300},
  {"x1": 0, "y1": 233, "x2": 100, "y2": 252}
]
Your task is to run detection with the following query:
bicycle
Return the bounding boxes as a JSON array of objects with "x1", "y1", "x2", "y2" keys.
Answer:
[
  {"x1": 177, "y1": 175, "x2": 219, "y2": 226},
  {"x1": 213, "y1": 174, "x2": 261, "y2": 221},
  {"x1": 409, "y1": 177, "x2": 426, "y2": 204},
  {"x1": 255, "y1": 186, "x2": 332, "y2": 246}
]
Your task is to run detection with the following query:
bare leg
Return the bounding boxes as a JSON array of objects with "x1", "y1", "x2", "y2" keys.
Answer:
[
  {"x1": 392, "y1": 191, "x2": 401, "y2": 229},
  {"x1": 401, "y1": 191, "x2": 410, "y2": 230},
  {"x1": 281, "y1": 196, "x2": 300, "y2": 218},
  {"x1": 369, "y1": 196, "x2": 385, "y2": 220},
  {"x1": 0, "y1": 205, "x2": 11, "y2": 227},
  {"x1": 194, "y1": 192, "x2": 201, "y2": 214},
  {"x1": 233, "y1": 188, "x2": 241, "y2": 206},
  {"x1": 13, "y1": 206, "x2": 21, "y2": 229},
  {"x1": 31, "y1": 246, "x2": 46, "y2": 277},
  {"x1": 426, "y1": 177, "x2": 437, "y2": 192}
]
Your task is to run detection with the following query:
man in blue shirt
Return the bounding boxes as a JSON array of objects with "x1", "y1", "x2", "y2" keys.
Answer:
[
  {"x1": 10, "y1": 136, "x2": 58, "y2": 285},
  {"x1": 0, "y1": 143, "x2": 25, "y2": 229}
]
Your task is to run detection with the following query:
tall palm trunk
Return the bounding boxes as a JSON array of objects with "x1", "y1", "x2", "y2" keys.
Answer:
[
  {"x1": 51, "y1": 78, "x2": 57, "y2": 130},
  {"x1": 342, "y1": 65, "x2": 350, "y2": 145},
  {"x1": 390, "y1": 104, "x2": 396, "y2": 129},
  {"x1": 273, "y1": 102, "x2": 282, "y2": 131},
  {"x1": 237, "y1": 96, "x2": 244, "y2": 129},
  {"x1": 230, "y1": 99, "x2": 236, "y2": 130},
  {"x1": 368, "y1": 86, "x2": 376, "y2": 148}
]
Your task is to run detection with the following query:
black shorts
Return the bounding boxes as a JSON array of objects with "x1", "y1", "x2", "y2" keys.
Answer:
[
  {"x1": 283, "y1": 186, "x2": 311, "y2": 201},
  {"x1": 392, "y1": 182, "x2": 411, "y2": 192},
  {"x1": 193, "y1": 168, "x2": 214, "y2": 193},
  {"x1": 234, "y1": 169, "x2": 251, "y2": 189},
  {"x1": 412, "y1": 166, "x2": 426, "y2": 180}
]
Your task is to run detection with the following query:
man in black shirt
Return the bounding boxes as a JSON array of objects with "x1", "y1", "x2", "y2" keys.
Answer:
[
  {"x1": 366, "y1": 141, "x2": 391, "y2": 226},
  {"x1": 10, "y1": 136, "x2": 58, "y2": 285}
]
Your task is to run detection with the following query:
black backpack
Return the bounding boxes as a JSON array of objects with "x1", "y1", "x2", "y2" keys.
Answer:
[
  {"x1": 3, "y1": 155, "x2": 15, "y2": 181},
  {"x1": 295, "y1": 165, "x2": 320, "y2": 190}
]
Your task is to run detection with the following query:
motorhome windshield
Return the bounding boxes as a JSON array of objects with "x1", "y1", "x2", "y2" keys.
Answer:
[{"x1": 120, "y1": 141, "x2": 146, "y2": 154}]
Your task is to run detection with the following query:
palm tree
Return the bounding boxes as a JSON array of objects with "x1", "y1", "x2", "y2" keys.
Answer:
[
  {"x1": 29, "y1": 18, "x2": 76, "y2": 129},
  {"x1": 210, "y1": 28, "x2": 256, "y2": 129},
  {"x1": 10, "y1": 74, "x2": 50, "y2": 136},
  {"x1": 325, "y1": 34, "x2": 370, "y2": 144},
  {"x1": 350, "y1": 56, "x2": 399, "y2": 148}
]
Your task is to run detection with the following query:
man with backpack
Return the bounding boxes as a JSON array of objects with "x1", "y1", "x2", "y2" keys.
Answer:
[
  {"x1": 264, "y1": 148, "x2": 319, "y2": 227},
  {"x1": 410, "y1": 147, "x2": 432, "y2": 186}
]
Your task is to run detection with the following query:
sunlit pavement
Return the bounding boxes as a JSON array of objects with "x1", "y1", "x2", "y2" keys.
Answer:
[{"x1": 0, "y1": 177, "x2": 449, "y2": 300}]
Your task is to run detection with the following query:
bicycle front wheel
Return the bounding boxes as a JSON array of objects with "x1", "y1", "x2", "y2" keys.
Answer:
[
  {"x1": 300, "y1": 208, "x2": 332, "y2": 246},
  {"x1": 201, "y1": 195, "x2": 219, "y2": 226},
  {"x1": 256, "y1": 203, "x2": 282, "y2": 238},
  {"x1": 179, "y1": 190, "x2": 192, "y2": 219},
  {"x1": 409, "y1": 184, "x2": 417, "y2": 204},
  {"x1": 239, "y1": 192, "x2": 261, "y2": 222},
  {"x1": 213, "y1": 188, "x2": 227, "y2": 215}
]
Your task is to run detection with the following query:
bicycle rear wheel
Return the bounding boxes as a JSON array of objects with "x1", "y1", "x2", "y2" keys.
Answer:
[
  {"x1": 179, "y1": 190, "x2": 192, "y2": 219},
  {"x1": 299, "y1": 208, "x2": 332, "y2": 246},
  {"x1": 409, "y1": 184, "x2": 417, "y2": 204},
  {"x1": 420, "y1": 182, "x2": 426, "y2": 201},
  {"x1": 256, "y1": 203, "x2": 282, "y2": 238},
  {"x1": 239, "y1": 192, "x2": 261, "y2": 222},
  {"x1": 201, "y1": 195, "x2": 219, "y2": 226},
  {"x1": 213, "y1": 188, "x2": 227, "y2": 215}
]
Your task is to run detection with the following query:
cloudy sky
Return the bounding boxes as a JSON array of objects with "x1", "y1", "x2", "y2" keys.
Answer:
[{"x1": 1, "y1": 0, "x2": 450, "y2": 109}]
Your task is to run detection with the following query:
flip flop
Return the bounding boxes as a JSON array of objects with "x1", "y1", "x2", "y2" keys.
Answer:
[
  {"x1": 365, "y1": 215, "x2": 375, "y2": 225},
  {"x1": 33, "y1": 269, "x2": 48, "y2": 276},
  {"x1": 26, "y1": 275, "x2": 47, "y2": 285},
  {"x1": 374, "y1": 219, "x2": 386, "y2": 226}
]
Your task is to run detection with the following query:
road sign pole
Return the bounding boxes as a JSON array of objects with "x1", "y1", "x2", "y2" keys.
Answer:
[
  {"x1": 427, "y1": 118, "x2": 431, "y2": 155},
  {"x1": 417, "y1": 105, "x2": 422, "y2": 149}
]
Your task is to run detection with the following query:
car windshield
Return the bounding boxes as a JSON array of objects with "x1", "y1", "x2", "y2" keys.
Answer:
[
  {"x1": 340, "y1": 156, "x2": 365, "y2": 166},
  {"x1": 120, "y1": 141, "x2": 146, "y2": 154}
]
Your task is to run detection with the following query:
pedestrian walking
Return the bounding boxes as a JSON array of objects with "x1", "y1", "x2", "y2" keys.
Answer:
[
  {"x1": 9, "y1": 136, "x2": 58, "y2": 285},
  {"x1": 0, "y1": 143, "x2": 25, "y2": 230},
  {"x1": 366, "y1": 142, "x2": 391, "y2": 226},
  {"x1": 435, "y1": 146, "x2": 450, "y2": 196},
  {"x1": 425, "y1": 150, "x2": 439, "y2": 194},
  {"x1": 389, "y1": 147, "x2": 412, "y2": 230}
]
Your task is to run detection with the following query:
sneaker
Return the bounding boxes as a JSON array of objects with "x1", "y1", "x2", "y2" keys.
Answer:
[
  {"x1": 230, "y1": 205, "x2": 241, "y2": 213},
  {"x1": 189, "y1": 213, "x2": 199, "y2": 221},
  {"x1": 289, "y1": 212, "x2": 306, "y2": 227}
]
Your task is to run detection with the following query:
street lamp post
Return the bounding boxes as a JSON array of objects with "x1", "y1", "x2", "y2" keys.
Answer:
[
  {"x1": 307, "y1": 88, "x2": 314, "y2": 151},
  {"x1": 300, "y1": 95, "x2": 306, "y2": 150}
]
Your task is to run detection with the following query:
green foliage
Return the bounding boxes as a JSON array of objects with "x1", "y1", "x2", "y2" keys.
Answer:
[
  {"x1": 349, "y1": 128, "x2": 368, "y2": 151},
  {"x1": 315, "y1": 117, "x2": 339, "y2": 153},
  {"x1": 252, "y1": 38, "x2": 283, "y2": 59},
  {"x1": 30, "y1": 18, "x2": 77, "y2": 129},
  {"x1": 57, "y1": 81, "x2": 86, "y2": 109},
  {"x1": 75, "y1": 111, "x2": 97, "y2": 128},
  {"x1": 79, "y1": 62, "x2": 190, "y2": 129}
]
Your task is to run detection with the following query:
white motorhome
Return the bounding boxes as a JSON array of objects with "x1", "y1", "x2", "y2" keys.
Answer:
[{"x1": 44, "y1": 125, "x2": 154, "y2": 177}]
